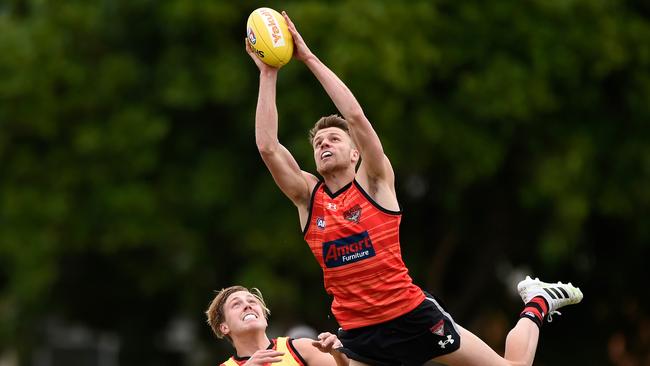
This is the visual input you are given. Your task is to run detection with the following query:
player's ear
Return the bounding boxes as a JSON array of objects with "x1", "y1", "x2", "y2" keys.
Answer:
[
  {"x1": 220, "y1": 323, "x2": 230, "y2": 336},
  {"x1": 351, "y1": 148, "x2": 360, "y2": 163}
]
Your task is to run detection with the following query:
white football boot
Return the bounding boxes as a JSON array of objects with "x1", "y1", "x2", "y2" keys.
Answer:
[{"x1": 517, "y1": 276, "x2": 583, "y2": 321}]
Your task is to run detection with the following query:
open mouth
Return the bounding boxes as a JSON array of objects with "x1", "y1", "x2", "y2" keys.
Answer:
[
  {"x1": 242, "y1": 313, "x2": 257, "y2": 322},
  {"x1": 321, "y1": 151, "x2": 333, "y2": 159}
]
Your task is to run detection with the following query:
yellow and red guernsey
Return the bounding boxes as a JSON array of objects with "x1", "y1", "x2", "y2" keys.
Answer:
[
  {"x1": 304, "y1": 180, "x2": 424, "y2": 330},
  {"x1": 220, "y1": 337, "x2": 305, "y2": 366}
]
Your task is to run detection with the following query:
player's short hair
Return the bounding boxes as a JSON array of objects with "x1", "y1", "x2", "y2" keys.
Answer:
[
  {"x1": 308, "y1": 114, "x2": 350, "y2": 146},
  {"x1": 205, "y1": 285, "x2": 270, "y2": 342}
]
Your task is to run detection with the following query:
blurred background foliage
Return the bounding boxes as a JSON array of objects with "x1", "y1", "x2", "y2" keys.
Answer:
[{"x1": 1, "y1": 0, "x2": 649, "y2": 365}]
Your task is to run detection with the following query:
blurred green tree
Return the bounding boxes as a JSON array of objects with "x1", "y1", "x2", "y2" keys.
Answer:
[{"x1": 0, "y1": 0, "x2": 648, "y2": 365}]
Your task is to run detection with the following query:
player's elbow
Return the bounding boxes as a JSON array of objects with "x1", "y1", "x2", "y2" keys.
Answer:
[
  {"x1": 257, "y1": 141, "x2": 279, "y2": 158},
  {"x1": 257, "y1": 143, "x2": 276, "y2": 157},
  {"x1": 343, "y1": 108, "x2": 366, "y2": 126},
  {"x1": 256, "y1": 137, "x2": 279, "y2": 155}
]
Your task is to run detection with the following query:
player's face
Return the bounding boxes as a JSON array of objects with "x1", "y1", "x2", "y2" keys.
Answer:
[
  {"x1": 220, "y1": 291, "x2": 268, "y2": 338},
  {"x1": 312, "y1": 127, "x2": 357, "y2": 174}
]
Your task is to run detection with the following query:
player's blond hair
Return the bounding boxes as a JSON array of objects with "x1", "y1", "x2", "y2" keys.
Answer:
[
  {"x1": 308, "y1": 114, "x2": 350, "y2": 146},
  {"x1": 205, "y1": 286, "x2": 270, "y2": 342}
]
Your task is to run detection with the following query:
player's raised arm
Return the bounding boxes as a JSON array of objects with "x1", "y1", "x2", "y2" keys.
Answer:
[
  {"x1": 245, "y1": 39, "x2": 317, "y2": 222},
  {"x1": 282, "y1": 11, "x2": 391, "y2": 183}
]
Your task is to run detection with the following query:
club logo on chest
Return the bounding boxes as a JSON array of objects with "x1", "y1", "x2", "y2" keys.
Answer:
[{"x1": 343, "y1": 204, "x2": 362, "y2": 223}]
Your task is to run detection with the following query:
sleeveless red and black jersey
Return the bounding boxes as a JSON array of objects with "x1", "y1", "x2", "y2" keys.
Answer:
[
  {"x1": 220, "y1": 337, "x2": 305, "y2": 366},
  {"x1": 303, "y1": 180, "x2": 424, "y2": 330}
]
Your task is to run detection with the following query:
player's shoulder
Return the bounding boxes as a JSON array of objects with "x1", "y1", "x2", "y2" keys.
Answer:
[
  {"x1": 302, "y1": 171, "x2": 320, "y2": 189},
  {"x1": 290, "y1": 337, "x2": 319, "y2": 357},
  {"x1": 300, "y1": 171, "x2": 321, "y2": 199},
  {"x1": 355, "y1": 162, "x2": 395, "y2": 192},
  {"x1": 355, "y1": 167, "x2": 399, "y2": 211}
]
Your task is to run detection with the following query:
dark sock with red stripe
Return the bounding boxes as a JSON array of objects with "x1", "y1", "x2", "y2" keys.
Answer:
[{"x1": 519, "y1": 296, "x2": 549, "y2": 328}]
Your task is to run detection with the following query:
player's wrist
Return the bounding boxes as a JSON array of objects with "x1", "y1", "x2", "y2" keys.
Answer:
[
  {"x1": 259, "y1": 68, "x2": 279, "y2": 78},
  {"x1": 301, "y1": 52, "x2": 318, "y2": 64},
  {"x1": 331, "y1": 350, "x2": 348, "y2": 366},
  {"x1": 329, "y1": 345, "x2": 343, "y2": 356}
]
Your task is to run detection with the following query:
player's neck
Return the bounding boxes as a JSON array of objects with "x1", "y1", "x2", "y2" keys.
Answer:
[
  {"x1": 232, "y1": 332, "x2": 272, "y2": 358},
  {"x1": 322, "y1": 169, "x2": 355, "y2": 193}
]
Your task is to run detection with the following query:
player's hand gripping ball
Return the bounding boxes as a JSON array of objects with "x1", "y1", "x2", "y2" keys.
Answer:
[{"x1": 246, "y1": 8, "x2": 293, "y2": 67}]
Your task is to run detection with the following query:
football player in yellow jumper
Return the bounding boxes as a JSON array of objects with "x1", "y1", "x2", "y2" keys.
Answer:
[{"x1": 206, "y1": 285, "x2": 349, "y2": 366}]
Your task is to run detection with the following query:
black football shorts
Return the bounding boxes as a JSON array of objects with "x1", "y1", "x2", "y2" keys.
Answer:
[{"x1": 337, "y1": 292, "x2": 461, "y2": 366}]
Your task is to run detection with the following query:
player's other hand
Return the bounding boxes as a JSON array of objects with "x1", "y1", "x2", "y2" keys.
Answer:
[
  {"x1": 245, "y1": 38, "x2": 280, "y2": 73},
  {"x1": 312, "y1": 332, "x2": 343, "y2": 355},
  {"x1": 281, "y1": 11, "x2": 314, "y2": 62},
  {"x1": 243, "y1": 349, "x2": 284, "y2": 365}
]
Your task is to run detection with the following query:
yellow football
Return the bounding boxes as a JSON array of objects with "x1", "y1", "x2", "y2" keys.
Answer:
[{"x1": 246, "y1": 8, "x2": 294, "y2": 67}]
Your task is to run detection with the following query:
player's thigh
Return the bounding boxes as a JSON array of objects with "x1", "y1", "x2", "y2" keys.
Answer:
[{"x1": 432, "y1": 325, "x2": 509, "y2": 366}]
